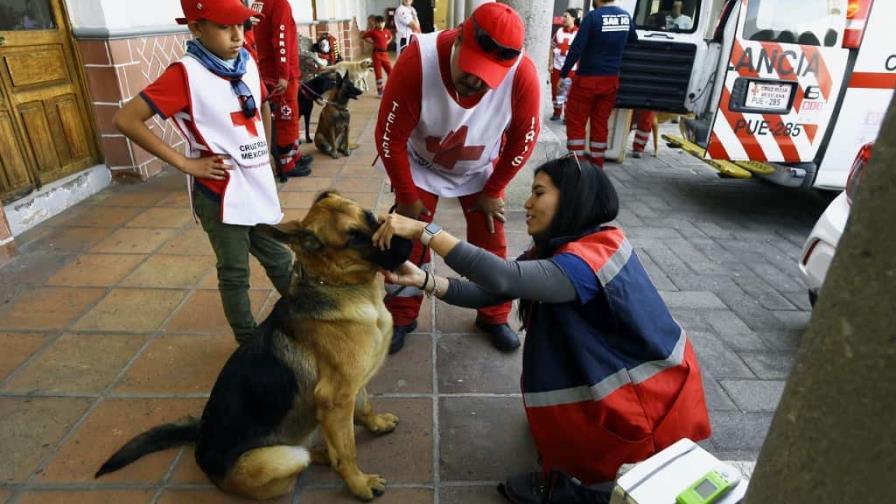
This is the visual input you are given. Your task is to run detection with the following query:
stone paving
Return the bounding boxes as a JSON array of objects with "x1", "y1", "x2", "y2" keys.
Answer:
[{"x1": 0, "y1": 83, "x2": 834, "y2": 502}]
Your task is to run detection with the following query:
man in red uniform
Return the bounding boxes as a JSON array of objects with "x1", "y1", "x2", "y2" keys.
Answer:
[
  {"x1": 631, "y1": 109, "x2": 655, "y2": 158},
  {"x1": 375, "y1": 2, "x2": 541, "y2": 354},
  {"x1": 560, "y1": 0, "x2": 637, "y2": 167},
  {"x1": 362, "y1": 15, "x2": 394, "y2": 96},
  {"x1": 252, "y1": 0, "x2": 312, "y2": 176}
]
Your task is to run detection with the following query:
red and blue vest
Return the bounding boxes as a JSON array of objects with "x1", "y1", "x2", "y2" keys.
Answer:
[{"x1": 522, "y1": 227, "x2": 711, "y2": 484}]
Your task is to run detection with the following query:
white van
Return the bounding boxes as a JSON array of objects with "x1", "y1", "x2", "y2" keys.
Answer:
[{"x1": 614, "y1": 0, "x2": 894, "y2": 189}]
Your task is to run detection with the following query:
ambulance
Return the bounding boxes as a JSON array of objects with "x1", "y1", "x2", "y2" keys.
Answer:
[{"x1": 613, "y1": 0, "x2": 895, "y2": 189}]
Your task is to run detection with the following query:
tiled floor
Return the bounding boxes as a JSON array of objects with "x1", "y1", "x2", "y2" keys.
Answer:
[{"x1": 0, "y1": 85, "x2": 532, "y2": 503}]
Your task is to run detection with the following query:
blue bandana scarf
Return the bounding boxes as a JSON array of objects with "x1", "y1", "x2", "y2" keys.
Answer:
[{"x1": 185, "y1": 39, "x2": 249, "y2": 79}]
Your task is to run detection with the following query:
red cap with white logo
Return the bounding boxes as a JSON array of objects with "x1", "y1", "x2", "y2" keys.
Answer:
[{"x1": 176, "y1": 0, "x2": 261, "y2": 25}]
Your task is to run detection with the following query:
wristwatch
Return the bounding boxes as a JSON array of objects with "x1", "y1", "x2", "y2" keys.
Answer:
[{"x1": 420, "y1": 223, "x2": 443, "y2": 247}]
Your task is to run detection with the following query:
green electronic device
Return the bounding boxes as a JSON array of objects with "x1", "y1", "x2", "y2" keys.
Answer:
[{"x1": 675, "y1": 464, "x2": 741, "y2": 504}]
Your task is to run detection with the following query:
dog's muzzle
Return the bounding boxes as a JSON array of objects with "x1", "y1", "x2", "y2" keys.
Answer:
[{"x1": 371, "y1": 236, "x2": 412, "y2": 271}]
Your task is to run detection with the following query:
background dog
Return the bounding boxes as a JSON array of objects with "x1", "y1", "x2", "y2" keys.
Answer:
[
  {"x1": 95, "y1": 192, "x2": 413, "y2": 501},
  {"x1": 330, "y1": 58, "x2": 374, "y2": 92},
  {"x1": 299, "y1": 71, "x2": 339, "y2": 143},
  {"x1": 315, "y1": 73, "x2": 363, "y2": 158}
]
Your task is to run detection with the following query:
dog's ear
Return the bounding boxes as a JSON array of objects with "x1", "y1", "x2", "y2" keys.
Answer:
[
  {"x1": 257, "y1": 221, "x2": 302, "y2": 243},
  {"x1": 296, "y1": 229, "x2": 324, "y2": 253},
  {"x1": 257, "y1": 222, "x2": 323, "y2": 253}
]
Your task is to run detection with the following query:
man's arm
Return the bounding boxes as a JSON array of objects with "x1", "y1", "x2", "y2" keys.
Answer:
[
  {"x1": 269, "y1": 0, "x2": 296, "y2": 91},
  {"x1": 628, "y1": 14, "x2": 639, "y2": 42},
  {"x1": 561, "y1": 12, "x2": 592, "y2": 77},
  {"x1": 482, "y1": 57, "x2": 541, "y2": 199},
  {"x1": 470, "y1": 57, "x2": 540, "y2": 233},
  {"x1": 374, "y1": 40, "x2": 424, "y2": 215}
]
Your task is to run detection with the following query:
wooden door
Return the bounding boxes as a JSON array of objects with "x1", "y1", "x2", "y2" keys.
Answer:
[{"x1": 0, "y1": 0, "x2": 99, "y2": 203}]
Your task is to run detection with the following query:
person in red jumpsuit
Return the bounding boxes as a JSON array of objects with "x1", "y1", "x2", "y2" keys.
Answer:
[
  {"x1": 559, "y1": 0, "x2": 638, "y2": 168},
  {"x1": 362, "y1": 15, "x2": 394, "y2": 96},
  {"x1": 374, "y1": 3, "x2": 541, "y2": 354},
  {"x1": 252, "y1": 0, "x2": 312, "y2": 176}
]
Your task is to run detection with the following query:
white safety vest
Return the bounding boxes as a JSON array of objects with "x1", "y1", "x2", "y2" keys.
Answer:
[
  {"x1": 552, "y1": 27, "x2": 579, "y2": 71},
  {"x1": 173, "y1": 55, "x2": 282, "y2": 226},
  {"x1": 406, "y1": 31, "x2": 521, "y2": 197}
]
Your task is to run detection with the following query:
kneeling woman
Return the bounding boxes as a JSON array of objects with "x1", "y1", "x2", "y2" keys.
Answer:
[{"x1": 373, "y1": 156, "x2": 711, "y2": 502}]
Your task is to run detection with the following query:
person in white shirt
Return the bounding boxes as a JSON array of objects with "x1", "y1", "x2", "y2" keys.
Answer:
[
  {"x1": 665, "y1": 0, "x2": 693, "y2": 31},
  {"x1": 394, "y1": 0, "x2": 420, "y2": 54}
]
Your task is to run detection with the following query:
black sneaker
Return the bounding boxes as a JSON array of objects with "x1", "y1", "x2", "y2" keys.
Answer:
[
  {"x1": 389, "y1": 320, "x2": 417, "y2": 354},
  {"x1": 549, "y1": 114, "x2": 561, "y2": 121},
  {"x1": 298, "y1": 153, "x2": 313, "y2": 166},
  {"x1": 499, "y1": 471, "x2": 611, "y2": 504},
  {"x1": 285, "y1": 163, "x2": 312, "y2": 177},
  {"x1": 475, "y1": 321, "x2": 520, "y2": 352}
]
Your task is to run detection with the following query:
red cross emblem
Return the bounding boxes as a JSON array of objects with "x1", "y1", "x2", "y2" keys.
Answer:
[
  {"x1": 231, "y1": 110, "x2": 261, "y2": 137},
  {"x1": 425, "y1": 126, "x2": 485, "y2": 170},
  {"x1": 557, "y1": 37, "x2": 571, "y2": 55}
]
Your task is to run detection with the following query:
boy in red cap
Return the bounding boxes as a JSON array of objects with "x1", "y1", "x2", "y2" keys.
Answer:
[
  {"x1": 361, "y1": 15, "x2": 394, "y2": 96},
  {"x1": 374, "y1": 2, "x2": 541, "y2": 354},
  {"x1": 113, "y1": 0, "x2": 293, "y2": 345}
]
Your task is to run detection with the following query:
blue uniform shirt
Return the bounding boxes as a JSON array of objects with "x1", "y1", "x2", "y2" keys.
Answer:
[{"x1": 560, "y1": 4, "x2": 637, "y2": 78}]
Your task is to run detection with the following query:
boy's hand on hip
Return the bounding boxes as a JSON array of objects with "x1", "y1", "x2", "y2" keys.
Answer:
[
  {"x1": 468, "y1": 194, "x2": 506, "y2": 234},
  {"x1": 180, "y1": 155, "x2": 231, "y2": 180}
]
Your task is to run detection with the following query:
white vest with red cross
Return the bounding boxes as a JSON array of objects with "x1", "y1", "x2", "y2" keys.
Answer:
[
  {"x1": 406, "y1": 31, "x2": 521, "y2": 197},
  {"x1": 173, "y1": 55, "x2": 282, "y2": 226}
]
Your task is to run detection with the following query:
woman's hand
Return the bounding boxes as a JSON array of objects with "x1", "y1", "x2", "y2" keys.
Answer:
[
  {"x1": 382, "y1": 261, "x2": 426, "y2": 287},
  {"x1": 373, "y1": 213, "x2": 427, "y2": 250}
]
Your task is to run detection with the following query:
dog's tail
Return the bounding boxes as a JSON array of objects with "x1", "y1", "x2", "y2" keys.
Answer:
[{"x1": 95, "y1": 416, "x2": 199, "y2": 478}]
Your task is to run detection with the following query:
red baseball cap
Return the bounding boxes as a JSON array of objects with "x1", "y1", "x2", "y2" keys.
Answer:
[
  {"x1": 458, "y1": 2, "x2": 524, "y2": 89},
  {"x1": 176, "y1": 0, "x2": 260, "y2": 25}
]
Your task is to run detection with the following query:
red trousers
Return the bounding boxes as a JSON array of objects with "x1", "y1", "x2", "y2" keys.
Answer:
[
  {"x1": 565, "y1": 75, "x2": 619, "y2": 167},
  {"x1": 632, "y1": 110, "x2": 655, "y2": 153},
  {"x1": 372, "y1": 51, "x2": 393, "y2": 94},
  {"x1": 266, "y1": 76, "x2": 302, "y2": 173},
  {"x1": 550, "y1": 68, "x2": 574, "y2": 117},
  {"x1": 385, "y1": 187, "x2": 511, "y2": 327}
]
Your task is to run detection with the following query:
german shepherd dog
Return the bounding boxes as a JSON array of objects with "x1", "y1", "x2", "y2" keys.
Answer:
[
  {"x1": 96, "y1": 192, "x2": 412, "y2": 501},
  {"x1": 314, "y1": 72, "x2": 363, "y2": 159},
  {"x1": 299, "y1": 70, "x2": 339, "y2": 143}
]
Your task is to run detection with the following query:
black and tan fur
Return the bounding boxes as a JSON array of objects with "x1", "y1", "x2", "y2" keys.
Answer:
[
  {"x1": 96, "y1": 192, "x2": 412, "y2": 501},
  {"x1": 314, "y1": 72, "x2": 363, "y2": 159}
]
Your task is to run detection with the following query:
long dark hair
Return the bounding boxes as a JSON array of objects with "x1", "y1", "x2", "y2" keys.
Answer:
[
  {"x1": 519, "y1": 155, "x2": 619, "y2": 325},
  {"x1": 530, "y1": 156, "x2": 619, "y2": 259}
]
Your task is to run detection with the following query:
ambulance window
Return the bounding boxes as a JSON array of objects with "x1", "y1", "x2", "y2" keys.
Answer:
[
  {"x1": 633, "y1": 0, "x2": 701, "y2": 34},
  {"x1": 742, "y1": 0, "x2": 841, "y2": 47}
]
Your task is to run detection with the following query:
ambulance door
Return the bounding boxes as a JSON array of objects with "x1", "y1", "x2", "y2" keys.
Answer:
[
  {"x1": 616, "y1": 0, "x2": 715, "y2": 113},
  {"x1": 704, "y1": 0, "x2": 850, "y2": 164},
  {"x1": 814, "y1": 0, "x2": 895, "y2": 190}
]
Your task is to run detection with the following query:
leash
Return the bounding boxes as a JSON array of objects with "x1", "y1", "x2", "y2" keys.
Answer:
[{"x1": 300, "y1": 81, "x2": 333, "y2": 105}]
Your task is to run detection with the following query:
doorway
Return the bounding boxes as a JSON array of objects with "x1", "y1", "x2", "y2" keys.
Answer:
[{"x1": 0, "y1": 0, "x2": 99, "y2": 203}]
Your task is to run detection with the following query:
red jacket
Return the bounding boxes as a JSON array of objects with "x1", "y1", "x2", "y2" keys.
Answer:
[{"x1": 253, "y1": 0, "x2": 300, "y2": 80}]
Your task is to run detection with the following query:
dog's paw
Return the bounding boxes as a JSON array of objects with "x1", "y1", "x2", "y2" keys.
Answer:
[
  {"x1": 349, "y1": 473, "x2": 387, "y2": 501},
  {"x1": 365, "y1": 412, "x2": 399, "y2": 434}
]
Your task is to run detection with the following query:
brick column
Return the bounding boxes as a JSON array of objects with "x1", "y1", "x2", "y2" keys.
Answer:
[{"x1": 76, "y1": 32, "x2": 190, "y2": 182}]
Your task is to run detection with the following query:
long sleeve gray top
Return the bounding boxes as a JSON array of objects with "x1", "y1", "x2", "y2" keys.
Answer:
[{"x1": 441, "y1": 242, "x2": 578, "y2": 308}]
